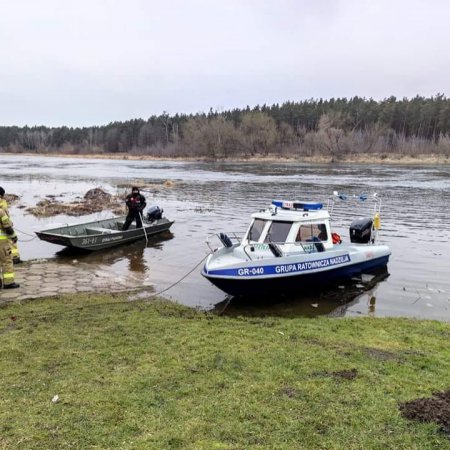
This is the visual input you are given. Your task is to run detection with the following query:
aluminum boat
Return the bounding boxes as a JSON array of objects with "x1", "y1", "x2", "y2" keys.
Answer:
[{"x1": 36, "y1": 206, "x2": 173, "y2": 251}]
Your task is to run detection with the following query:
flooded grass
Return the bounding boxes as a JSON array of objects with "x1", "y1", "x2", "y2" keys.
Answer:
[
  {"x1": 4, "y1": 193, "x2": 20, "y2": 204},
  {"x1": 25, "y1": 184, "x2": 175, "y2": 217},
  {"x1": 116, "y1": 179, "x2": 175, "y2": 190},
  {"x1": 1, "y1": 293, "x2": 450, "y2": 449},
  {"x1": 25, "y1": 188, "x2": 125, "y2": 217}
]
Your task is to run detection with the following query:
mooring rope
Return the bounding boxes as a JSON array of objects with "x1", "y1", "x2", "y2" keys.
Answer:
[
  {"x1": 145, "y1": 254, "x2": 208, "y2": 299},
  {"x1": 0, "y1": 253, "x2": 210, "y2": 321},
  {"x1": 13, "y1": 227, "x2": 38, "y2": 241}
]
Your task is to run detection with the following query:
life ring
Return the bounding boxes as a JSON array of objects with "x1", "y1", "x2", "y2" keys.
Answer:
[{"x1": 332, "y1": 232, "x2": 342, "y2": 244}]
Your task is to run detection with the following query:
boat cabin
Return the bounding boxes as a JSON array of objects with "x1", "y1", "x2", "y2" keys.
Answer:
[{"x1": 242, "y1": 200, "x2": 333, "y2": 255}]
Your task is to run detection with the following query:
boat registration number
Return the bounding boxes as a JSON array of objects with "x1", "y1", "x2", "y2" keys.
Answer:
[
  {"x1": 238, "y1": 267, "x2": 265, "y2": 276},
  {"x1": 82, "y1": 237, "x2": 98, "y2": 245}
]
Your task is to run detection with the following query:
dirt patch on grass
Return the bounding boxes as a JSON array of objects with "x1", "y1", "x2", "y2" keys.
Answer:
[
  {"x1": 364, "y1": 347, "x2": 402, "y2": 362},
  {"x1": 26, "y1": 188, "x2": 125, "y2": 217},
  {"x1": 313, "y1": 368, "x2": 358, "y2": 380},
  {"x1": 330, "y1": 369, "x2": 358, "y2": 380},
  {"x1": 280, "y1": 386, "x2": 298, "y2": 398},
  {"x1": 399, "y1": 390, "x2": 450, "y2": 437}
]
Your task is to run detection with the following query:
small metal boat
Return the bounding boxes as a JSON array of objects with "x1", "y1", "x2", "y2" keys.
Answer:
[
  {"x1": 202, "y1": 193, "x2": 391, "y2": 297},
  {"x1": 36, "y1": 207, "x2": 174, "y2": 250}
]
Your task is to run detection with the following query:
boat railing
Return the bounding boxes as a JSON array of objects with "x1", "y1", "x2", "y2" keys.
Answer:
[
  {"x1": 328, "y1": 191, "x2": 382, "y2": 217},
  {"x1": 327, "y1": 191, "x2": 383, "y2": 244},
  {"x1": 206, "y1": 232, "x2": 242, "y2": 253}
]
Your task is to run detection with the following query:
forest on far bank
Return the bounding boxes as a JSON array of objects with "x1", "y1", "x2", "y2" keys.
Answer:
[{"x1": 1, "y1": 95, "x2": 450, "y2": 159}]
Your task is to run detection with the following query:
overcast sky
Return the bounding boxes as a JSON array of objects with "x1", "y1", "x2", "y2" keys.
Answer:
[{"x1": 1, "y1": 0, "x2": 449, "y2": 127}]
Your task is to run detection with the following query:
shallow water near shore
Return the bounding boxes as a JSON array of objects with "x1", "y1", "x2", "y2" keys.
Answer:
[{"x1": 2, "y1": 154, "x2": 450, "y2": 320}]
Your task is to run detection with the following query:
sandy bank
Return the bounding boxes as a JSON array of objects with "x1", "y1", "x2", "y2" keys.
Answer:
[{"x1": 2, "y1": 151, "x2": 449, "y2": 165}]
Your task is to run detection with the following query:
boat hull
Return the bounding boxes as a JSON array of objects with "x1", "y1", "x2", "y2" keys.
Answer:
[
  {"x1": 36, "y1": 216, "x2": 174, "y2": 250},
  {"x1": 202, "y1": 248, "x2": 390, "y2": 297}
]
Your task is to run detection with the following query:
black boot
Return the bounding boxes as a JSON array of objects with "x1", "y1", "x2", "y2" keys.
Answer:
[
  {"x1": 13, "y1": 257, "x2": 23, "y2": 264},
  {"x1": 4, "y1": 282, "x2": 20, "y2": 289}
]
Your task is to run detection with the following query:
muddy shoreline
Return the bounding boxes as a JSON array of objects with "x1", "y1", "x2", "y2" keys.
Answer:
[{"x1": 2, "y1": 151, "x2": 449, "y2": 165}]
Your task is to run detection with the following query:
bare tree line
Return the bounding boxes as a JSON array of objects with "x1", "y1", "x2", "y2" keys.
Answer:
[{"x1": 1, "y1": 96, "x2": 450, "y2": 159}]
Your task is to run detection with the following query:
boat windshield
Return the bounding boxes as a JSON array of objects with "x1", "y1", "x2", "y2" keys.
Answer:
[
  {"x1": 247, "y1": 218, "x2": 267, "y2": 242},
  {"x1": 264, "y1": 221, "x2": 292, "y2": 243}
]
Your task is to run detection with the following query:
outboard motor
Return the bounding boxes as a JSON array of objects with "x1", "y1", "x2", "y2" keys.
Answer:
[
  {"x1": 146, "y1": 206, "x2": 163, "y2": 223},
  {"x1": 349, "y1": 217, "x2": 373, "y2": 244}
]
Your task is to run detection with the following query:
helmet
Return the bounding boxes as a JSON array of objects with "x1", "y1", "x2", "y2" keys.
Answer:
[{"x1": 0, "y1": 187, "x2": 4, "y2": 197}]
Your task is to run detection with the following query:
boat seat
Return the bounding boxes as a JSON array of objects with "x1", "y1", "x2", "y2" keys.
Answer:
[
  {"x1": 85, "y1": 227, "x2": 120, "y2": 235},
  {"x1": 219, "y1": 233, "x2": 233, "y2": 248},
  {"x1": 268, "y1": 242, "x2": 283, "y2": 258}
]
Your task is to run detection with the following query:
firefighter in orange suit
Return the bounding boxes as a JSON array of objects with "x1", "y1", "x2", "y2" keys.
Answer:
[
  {"x1": 0, "y1": 202, "x2": 20, "y2": 289},
  {"x1": 0, "y1": 187, "x2": 21, "y2": 264}
]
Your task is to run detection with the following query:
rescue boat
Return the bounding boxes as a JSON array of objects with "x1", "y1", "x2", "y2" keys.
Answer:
[{"x1": 202, "y1": 193, "x2": 391, "y2": 297}]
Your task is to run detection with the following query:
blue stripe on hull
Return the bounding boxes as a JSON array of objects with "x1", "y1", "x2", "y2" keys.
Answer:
[
  {"x1": 204, "y1": 256, "x2": 390, "y2": 297},
  {"x1": 206, "y1": 254, "x2": 352, "y2": 277}
]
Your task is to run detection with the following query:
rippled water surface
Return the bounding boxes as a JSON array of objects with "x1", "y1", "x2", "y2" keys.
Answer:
[{"x1": 2, "y1": 154, "x2": 450, "y2": 320}]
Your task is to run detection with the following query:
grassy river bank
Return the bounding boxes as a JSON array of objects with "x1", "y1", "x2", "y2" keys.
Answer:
[{"x1": 1, "y1": 293, "x2": 450, "y2": 449}]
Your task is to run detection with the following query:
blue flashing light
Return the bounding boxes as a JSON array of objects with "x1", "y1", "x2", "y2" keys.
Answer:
[{"x1": 272, "y1": 200, "x2": 323, "y2": 211}]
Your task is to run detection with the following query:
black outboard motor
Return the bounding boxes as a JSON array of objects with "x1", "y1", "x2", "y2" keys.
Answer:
[
  {"x1": 146, "y1": 206, "x2": 163, "y2": 223},
  {"x1": 349, "y1": 217, "x2": 373, "y2": 244}
]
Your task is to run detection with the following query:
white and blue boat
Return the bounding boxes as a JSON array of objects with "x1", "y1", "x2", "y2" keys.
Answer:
[{"x1": 202, "y1": 193, "x2": 391, "y2": 297}]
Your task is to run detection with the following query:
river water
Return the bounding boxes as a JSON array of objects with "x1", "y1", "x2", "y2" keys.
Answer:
[{"x1": 2, "y1": 154, "x2": 450, "y2": 320}]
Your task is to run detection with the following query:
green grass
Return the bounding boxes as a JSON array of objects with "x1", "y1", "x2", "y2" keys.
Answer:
[{"x1": 1, "y1": 293, "x2": 450, "y2": 449}]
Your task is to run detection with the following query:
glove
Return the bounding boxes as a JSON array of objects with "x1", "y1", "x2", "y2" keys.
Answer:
[{"x1": 11, "y1": 236, "x2": 18, "y2": 243}]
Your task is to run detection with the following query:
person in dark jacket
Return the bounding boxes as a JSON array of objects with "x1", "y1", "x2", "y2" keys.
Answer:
[{"x1": 122, "y1": 187, "x2": 147, "y2": 231}]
